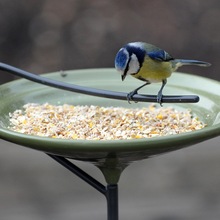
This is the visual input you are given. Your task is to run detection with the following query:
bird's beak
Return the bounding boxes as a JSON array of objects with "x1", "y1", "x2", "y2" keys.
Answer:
[{"x1": 121, "y1": 73, "x2": 126, "y2": 81}]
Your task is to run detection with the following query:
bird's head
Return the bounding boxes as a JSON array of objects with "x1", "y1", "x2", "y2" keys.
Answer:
[{"x1": 114, "y1": 42, "x2": 146, "y2": 81}]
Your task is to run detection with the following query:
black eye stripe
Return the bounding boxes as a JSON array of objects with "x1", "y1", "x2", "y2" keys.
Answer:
[
  {"x1": 124, "y1": 56, "x2": 131, "y2": 76},
  {"x1": 126, "y1": 46, "x2": 145, "y2": 68}
]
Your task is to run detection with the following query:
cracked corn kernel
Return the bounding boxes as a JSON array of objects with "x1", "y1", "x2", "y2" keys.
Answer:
[
  {"x1": 156, "y1": 114, "x2": 164, "y2": 120},
  {"x1": 8, "y1": 103, "x2": 206, "y2": 140}
]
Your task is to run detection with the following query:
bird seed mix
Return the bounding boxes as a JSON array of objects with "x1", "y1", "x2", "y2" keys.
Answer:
[{"x1": 8, "y1": 103, "x2": 206, "y2": 140}]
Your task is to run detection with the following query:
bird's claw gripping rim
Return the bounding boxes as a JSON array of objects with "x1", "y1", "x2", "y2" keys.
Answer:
[
  {"x1": 157, "y1": 92, "x2": 163, "y2": 107},
  {"x1": 127, "y1": 90, "x2": 139, "y2": 104},
  {"x1": 127, "y1": 90, "x2": 163, "y2": 106}
]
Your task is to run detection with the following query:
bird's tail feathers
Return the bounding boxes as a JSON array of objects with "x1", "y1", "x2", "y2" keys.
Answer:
[{"x1": 174, "y1": 59, "x2": 211, "y2": 67}]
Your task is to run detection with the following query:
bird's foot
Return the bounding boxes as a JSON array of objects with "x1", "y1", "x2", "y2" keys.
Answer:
[
  {"x1": 157, "y1": 92, "x2": 163, "y2": 107},
  {"x1": 127, "y1": 90, "x2": 139, "y2": 104}
]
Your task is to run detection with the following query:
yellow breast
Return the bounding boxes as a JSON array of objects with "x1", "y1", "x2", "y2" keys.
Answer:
[{"x1": 133, "y1": 57, "x2": 173, "y2": 83}]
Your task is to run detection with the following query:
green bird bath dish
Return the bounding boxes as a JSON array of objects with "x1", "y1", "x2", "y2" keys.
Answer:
[{"x1": 0, "y1": 68, "x2": 220, "y2": 220}]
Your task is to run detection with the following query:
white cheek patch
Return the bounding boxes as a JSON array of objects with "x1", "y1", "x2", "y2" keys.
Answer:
[{"x1": 128, "y1": 54, "x2": 140, "y2": 74}]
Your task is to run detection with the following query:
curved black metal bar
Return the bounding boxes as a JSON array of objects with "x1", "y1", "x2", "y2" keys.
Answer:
[{"x1": 0, "y1": 62, "x2": 199, "y2": 103}]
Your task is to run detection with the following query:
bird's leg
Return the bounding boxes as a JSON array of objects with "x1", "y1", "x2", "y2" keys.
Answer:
[
  {"x1": 127, "y1": 81, "x2": 151, "y2": 103},
  {"x1": 157, "y1": 79, "x2": 167, "y2": 106}
]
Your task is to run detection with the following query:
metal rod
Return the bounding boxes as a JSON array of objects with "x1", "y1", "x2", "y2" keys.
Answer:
[
  {"x1": 0, "y1": 62, "x2": 199, "y2": 103},
  {"x1": 47, "y1": 154, "x2": 106, "y2": 195},
  {"x1": 106, "y1": 184, "x2": 119, "y2": 220},
  {"x1": 47, "y1": 154, "x2": 120, "y2": 220}
]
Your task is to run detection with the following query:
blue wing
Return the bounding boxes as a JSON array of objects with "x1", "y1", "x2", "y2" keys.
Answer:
[{"x1": 148, "y1": 50, "x2": 174, "y2": 62}]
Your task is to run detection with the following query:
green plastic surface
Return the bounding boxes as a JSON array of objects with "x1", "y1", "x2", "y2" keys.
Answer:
[{"x1": 0, "y1": 68, "x2": 219, "y2": 183}]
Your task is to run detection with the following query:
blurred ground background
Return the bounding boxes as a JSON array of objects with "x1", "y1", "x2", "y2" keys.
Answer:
[{"x1": 0, "y1": 0, "x2": 220, "y2": 220}]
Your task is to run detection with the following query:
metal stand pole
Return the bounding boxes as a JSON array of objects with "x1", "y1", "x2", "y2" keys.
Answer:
[
  {"x1": 47, "y1": 154, "x2": 119, "y2": 220},
  {"x1": 106, "y1": 184, "x2": 118, "y2": 220}
]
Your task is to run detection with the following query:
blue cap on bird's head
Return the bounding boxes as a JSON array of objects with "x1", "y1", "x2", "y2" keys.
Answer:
[{"x1": 114, "y1": 48, "x2": 129, "y2": 72}]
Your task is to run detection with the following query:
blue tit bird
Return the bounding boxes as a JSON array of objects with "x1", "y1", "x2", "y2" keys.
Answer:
[{"x1": 114, "y1": 42, "x2": 211, "y2": 105}]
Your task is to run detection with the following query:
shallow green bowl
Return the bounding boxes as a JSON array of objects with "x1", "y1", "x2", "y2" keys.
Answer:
[{"x1": 0, "y1": 68, "x2": 219, "y2": 182}]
